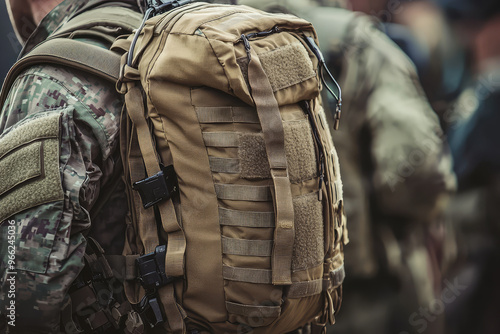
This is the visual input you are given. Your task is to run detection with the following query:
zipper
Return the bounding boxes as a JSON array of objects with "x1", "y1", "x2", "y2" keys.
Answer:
[
  {"x1": 301, "y1": 101, "x2": 326, "y2": 201},
  {"x1": 239, "y1": 26, "x2": 282, "y2": 60}
]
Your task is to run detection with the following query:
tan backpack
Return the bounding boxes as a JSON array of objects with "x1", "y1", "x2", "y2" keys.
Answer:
[{"x1": 113, "y1": 1, "x2": 347, "y2": 333}]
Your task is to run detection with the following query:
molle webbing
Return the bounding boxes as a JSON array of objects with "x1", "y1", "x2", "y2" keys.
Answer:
[
  {"x1": 247, "y1": 46, "x2": 295, "y2": 285},
  {"x1": 202, "y1": 132, "x2": 239, "y2": 147},
  {"x1": 218, "y1": 207, "x2": 275, "y2": 228},
  {"x1": 222, "y1": 265, "x2": 335, "y2": 298},
  {"x1": 196, "y1": 106, "x2": 260, "y2": 123},
  {"x1": 223, "y1": 265, "x2": 272, "y2": 284},
  {"x1": 222, "y1": 236, "x2": 273, "y2": 257},
  {"x1": 209, "y1": 157, "x2": 240, "y2": 174},
  {"x1": 214, "y1": 184, "x2": 272, "y2": 201}
]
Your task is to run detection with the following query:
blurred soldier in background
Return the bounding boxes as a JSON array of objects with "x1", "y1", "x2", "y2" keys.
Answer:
[
  {"x1": 436, "y1": 0, "x2": 500, "y2": 333},
  {"x1": 0, "y1": 7, "x2": 20, "y2": 80},
  {"x1": 240, "y1": 1, "x2": 456, "y2": 333}
]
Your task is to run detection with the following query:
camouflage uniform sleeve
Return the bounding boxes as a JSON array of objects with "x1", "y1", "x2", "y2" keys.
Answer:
[
  {"x1": 361, "y1": 22, "x2": 456, "y2": 221},
  {"x1": 0, "y1": 64, "x2": 123, "y2": 333}
]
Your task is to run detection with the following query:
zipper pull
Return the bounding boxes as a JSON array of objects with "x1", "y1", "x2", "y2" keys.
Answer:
[
  {"x1": 318, "y1": 153, "x2": 325, "y2": 201},
  {"x1": 304, "y1": 36, "x2": 343, "y2": 130},
  {"x1": 240, "y1": 34, "x2": 251, "y2": 61},
  {"x1": 333, "y1": 100, "x2": 342, "y2": 130}
]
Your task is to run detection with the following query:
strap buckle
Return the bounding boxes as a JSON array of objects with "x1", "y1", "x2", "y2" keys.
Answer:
[
  {"x1": 133, "y1": 165, "x2": 178, "y2": 209},
  {"x1": 134, "y1": 245, "x2": 175, "y2": 328},
  {"x1": 135, "y1": 292, "x2": 165, "y2": 328},
  {"x1": 136, "y1": 245, "x2": 174, "y2": 290}
]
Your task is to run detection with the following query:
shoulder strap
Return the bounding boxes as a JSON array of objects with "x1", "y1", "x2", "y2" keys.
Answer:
[
  {"x1": 0, "y1": 6, "x2": 142, "y2": 106},
  {"x1": 49, "y1": 6, "x2": 143, "y2": 40},
  {"x1": 0, "y1": 39, "x2": 120, "y2": 106}
]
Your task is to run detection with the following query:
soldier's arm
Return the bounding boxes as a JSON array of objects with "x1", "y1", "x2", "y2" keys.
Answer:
[
  {"x1": 0, "y1": 64, "x2": 122, "y2": 333},
  {"x1": 364, "y1": 25, "x2": 456, "y2": 222}
]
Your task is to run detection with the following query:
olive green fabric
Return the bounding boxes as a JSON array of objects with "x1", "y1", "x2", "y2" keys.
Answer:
[
  {"x1": 116, "y1": 3, "x2": 346, "y2": 332},
  {"x1": 0, "y1": 113, "x2": 63, "y2": 223}
]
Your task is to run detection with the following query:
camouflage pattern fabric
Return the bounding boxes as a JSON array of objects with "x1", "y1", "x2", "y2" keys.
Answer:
[{"x1": 0, "y1": 0, "x2": 136, "y2": 332}]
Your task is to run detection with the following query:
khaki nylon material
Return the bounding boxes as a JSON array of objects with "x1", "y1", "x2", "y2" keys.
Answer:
[
  {"x1": 116, "y1": 3, "x2": 345, "y2": 331},
  {"x1": 247, "y1": 47, "x2": 295, "y2": 285}
]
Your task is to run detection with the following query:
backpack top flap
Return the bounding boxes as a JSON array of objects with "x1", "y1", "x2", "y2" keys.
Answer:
[{"x1": 127, "y1": 3, "x2": 321, "y2": 107}]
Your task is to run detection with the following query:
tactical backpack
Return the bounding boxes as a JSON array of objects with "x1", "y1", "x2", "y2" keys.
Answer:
[
  {"x1": 0, "y1": 0, "x2": 347, "y2": 332},
  {"x1": 112, "y1": 1, "x2": 347, "y2": 333}
]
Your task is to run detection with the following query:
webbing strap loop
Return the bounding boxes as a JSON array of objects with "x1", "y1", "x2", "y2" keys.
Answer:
[
  {"x1": 124, "y1": 83, "x2": 186, "y2": 330},
  {"x1": 246, "y1": 45, "x2": 295, "y2": 285}
]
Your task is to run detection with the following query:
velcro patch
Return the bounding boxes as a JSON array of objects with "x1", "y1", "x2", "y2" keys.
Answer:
[
  {"x1": 292, "y1": 192, "x2": 324, "y2": 270},
  {"x1": 283, "y1": 119, "x2": 317, "y2": 183},
  {"x1": 259, "y1": 42, "x2": 316, "y2": 92},
  {"x1": 239, "y1": 133, "x2": 271, "y2": 179},
  {"x1": 0, "y1": 113, "x2": 64, "y2": 223}
]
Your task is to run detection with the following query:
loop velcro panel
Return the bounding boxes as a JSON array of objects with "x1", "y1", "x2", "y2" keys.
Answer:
[
  {"x1": 292, "y1": 192, "x2": 325, "y2": 270},
  {"x1": 238, "y1": 133, "x2": 271, "y2": 179},
  {"x1": 0, "y1": 112, "x2": 63, "y2": 224},
  {"x1": 283, "y1": 119, "x2": 318, "y2": 183},
  {"x1": 259, "y1": 42, "x2": 316, "y2": 92}
]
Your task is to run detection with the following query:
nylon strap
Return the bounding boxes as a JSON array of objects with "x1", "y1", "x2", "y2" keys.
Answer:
[
  {"x1": 219, "y1": 207, "x2": 275, "y2": 228},
  {"x1": 209, "y1": 156, "x2": 240, "y2": 174},
  {"x1": 124, "y1": 82, "x2": 186, "y2": 329},
  {"x1": 125, "y1": 85, "x2": 162, "y2": 255},
  {"x1": 330, "y1": 264, "x2": 345, "y2": 287},
  {"x1": 225, "y1": 301, "x2": 281, "y2": 318},
  {"x1": 247, "y1": 47, "x2": 295, "y2": 285},
  {"x1": 214, "y1": 184, "x2": 272, "y2": 201},
  {"x1": 287, "y1": 279, "x2": 324, "y2": 299},
  {"x1": 196, "y1": 106, "x2": 259, "y2": 123},
  {"x1": 163, "y1": 284, "x2": 186, "y2": 334},
  {"x1": 0, "y1": 39, "x2": 121, "y2": 106},
  {"x1": 222, "y1": 265, "x2": 272, "y2": 284},
  {"x1": 124, "y1": 83, "x2": 186, "y2": 277},
  {"x1": 202, "y1": 132, "x2": 239, "y2": 147},
  {"x1": 222, "y1": 236, "x2": 272, "y2": 257},
  {"x1": 48, "y1": 6, "x2": 141, "y2": 40}
]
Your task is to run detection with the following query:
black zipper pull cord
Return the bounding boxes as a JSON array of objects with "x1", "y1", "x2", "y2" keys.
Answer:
[
  {"x1": 128, "y1": 0, "x2": 194, "y2": 67},
  {"x1": 304, "y1": 36, "x2": 342, "y2": 130}
]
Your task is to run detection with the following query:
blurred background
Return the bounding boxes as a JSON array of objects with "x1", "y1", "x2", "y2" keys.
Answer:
[
  {"x1": 1, "y1": 0, "x2": 499, "y2": 333},
  {"x1": 0, "y1": 6, "x2": 20, "y2": 80}
]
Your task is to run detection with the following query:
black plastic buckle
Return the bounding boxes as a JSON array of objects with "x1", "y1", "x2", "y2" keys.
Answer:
[
  {"x1": 133, "y1": 165, "x2": 178, "y2": 209},
  {"x1": 136, "y1": 292, "x2": 165, "y2": 328},
  {"x1": 136, "y1": 245, "x2": 174, "y2": 290}
]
